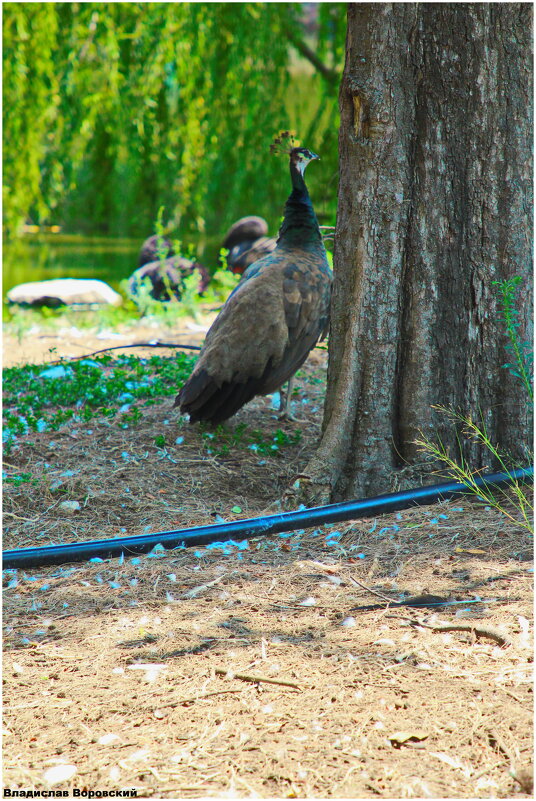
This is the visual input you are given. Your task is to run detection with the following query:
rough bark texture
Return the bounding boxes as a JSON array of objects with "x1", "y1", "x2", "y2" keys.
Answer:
[{"x1": 299, "y1": 2, "x2": 533, "y2": 503}]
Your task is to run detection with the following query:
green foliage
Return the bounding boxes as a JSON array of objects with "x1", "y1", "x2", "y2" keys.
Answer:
[
  {"x1": 3, "y1": 3, "x2": 344, "y2": 238},
  {"x1": 3, "y1": 471, "x2": 34, "y2": 487},
  {"x1": 492, "y1": 276, "x2": 533, "y2": 402},
  {"x1": 121, "y1": 267, "x2": 239, "y2": 323},
  {"x1": 2, "y1": 352, "x2": 196, "y2": 453},
  {"x1": 176, "y1": 271, "x2": 205, "y2": 321},
  {"x1": 203, "y1": 267, "x2": 240, "y2": 303},
  {"x1": 2, "y1": 3, "x2": 60, "y2": 232},
  {"x1": 317, "y1": 4, "x2": 347, "y2": 66},
  {"x1": 415, "y1": 407, "x2": 533, "y2": 533},
  {"x1": 124, "y1": 275, "x2": 152, "y2": 309},
  {"x1": 154, "y1": 206, "x2": 171, "y2": 261},
  {"x1": 201, "y1": 422, "x2": 301, "y2": 458}
]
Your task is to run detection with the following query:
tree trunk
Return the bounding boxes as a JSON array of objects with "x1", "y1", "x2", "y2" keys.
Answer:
[{"x1": 297, "y1": 2, "x2": 533, "y2": 503}]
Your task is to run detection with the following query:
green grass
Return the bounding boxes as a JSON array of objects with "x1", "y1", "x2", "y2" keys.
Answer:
[
  {"x1": 3, "y1": 352, "x2": 304, "y2": 462},
  {"x1": 3, "y1": 260, "x2": 240, "y2": 336},
  {"x1": 3, "y1": 299, "x2": 138, "y2": 335},
  {"x1": 416, "y1": 406, "x2": 533, "y2": 533},
  {"x1": 2, "y1": 352, "x2": 197, "y2": 453},
  {"x1": 201, "y1": 422, "x2": 302, "y2": 458}
]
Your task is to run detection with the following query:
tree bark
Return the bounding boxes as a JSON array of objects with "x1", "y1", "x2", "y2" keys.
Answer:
[{"x1": 296, "y1": 2, "x2": 533, "y2": 503}]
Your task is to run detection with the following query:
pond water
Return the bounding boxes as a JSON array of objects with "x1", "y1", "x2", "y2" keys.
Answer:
[{"x1": 2, "y1": 232, "x2": 222, "y2": 300}]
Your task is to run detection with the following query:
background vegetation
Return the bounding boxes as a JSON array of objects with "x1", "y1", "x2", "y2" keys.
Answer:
[{"x1": 3, "y1": 2, "x2": 345, "y2": 242}]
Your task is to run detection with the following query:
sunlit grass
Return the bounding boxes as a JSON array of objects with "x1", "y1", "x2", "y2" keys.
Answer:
[
  {"x1": 415, "y1": 405, "x2": 533, "y2": 533},
  {"x1": 200, "y1": 422, "x2": 301, "y2": 458},
  {"x1": 2, "y1": 353, "x2": 197, "y2": 454}
]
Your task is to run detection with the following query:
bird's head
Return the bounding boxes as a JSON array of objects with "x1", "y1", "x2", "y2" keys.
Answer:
[
  {"x1": 289, "y1": 147, "x2": 320, "y2": 176},
  {"x1": 270, "y1": 132, "x2": 319, "y2": 175}
]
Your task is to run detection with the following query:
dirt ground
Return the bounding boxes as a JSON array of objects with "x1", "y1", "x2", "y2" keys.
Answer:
[{"x1": 2, "y1": 313, "x2": 533, "y2": 799}]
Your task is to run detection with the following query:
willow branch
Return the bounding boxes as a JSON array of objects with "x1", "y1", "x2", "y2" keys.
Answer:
[{"x1": 286, "y1": 30, "x2": 339, "y2": 84}]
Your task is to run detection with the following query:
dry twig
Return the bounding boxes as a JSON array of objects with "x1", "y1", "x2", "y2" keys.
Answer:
[
  {"x1": 412, "y1": 619, "x2": 513, "y2": 647},
  {"x1": 347, "y1": 575, "x2": 398, "y2": 604},
  {"x1": 164, "y1": 689, "x2": 244, "y2": 707},
  {"x1": 215, "y1": 668, "x2": 301, "y2": 689}
]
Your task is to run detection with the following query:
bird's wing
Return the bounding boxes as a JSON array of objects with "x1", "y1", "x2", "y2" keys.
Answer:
[
  {"x1": 181, "y1": 253, "x2": 291, "y2": 391},
  {"x1": 257, "y1": 250, "x2": 332, "y2": 393},
  {"x1": 176, "y1": 249, "x2": 331, "y2": 421}
]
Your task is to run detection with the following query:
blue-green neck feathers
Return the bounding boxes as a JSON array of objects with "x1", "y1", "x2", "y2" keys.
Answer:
[{"x1": 277, "y1": 162, "x2": 324, "y2": 249}]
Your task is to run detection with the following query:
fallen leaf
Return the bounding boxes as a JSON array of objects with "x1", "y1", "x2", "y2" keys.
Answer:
[
  {"x1": 183, "y1": 574, "x2": 226, "y2": 598},
  {"x1": 58, "y1": 500, "x2": 80, "y2": 515},
  {"x1": 454, "y1": 547, "x2": 487, "y2": 554},
  {"x1": 388, "y1": 730, "x2": 429, "y2": 747},
  {"x1": 295, "y1": 560, "x2": 339, "y2": 574},
  {"x1": 299, "y1": 596, "x2": 316, "y2": 607}
]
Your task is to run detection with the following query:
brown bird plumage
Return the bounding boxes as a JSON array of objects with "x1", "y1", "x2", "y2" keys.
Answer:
[
  {"x1": 221, "y1": 216, "x2": 277, "y2": 275},
  {"x1": 175, "y1": 143, "x2": 332, "y2": 424},
  {"x1": 227, "y1": 235, "x2": 277, "y2": 275}
]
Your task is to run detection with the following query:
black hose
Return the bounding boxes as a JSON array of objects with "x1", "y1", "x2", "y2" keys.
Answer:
[{"x1": 2, "y1": 467, "x2": 532, "y2": 570}]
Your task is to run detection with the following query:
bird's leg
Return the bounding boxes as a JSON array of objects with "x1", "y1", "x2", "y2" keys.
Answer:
[{"x1": 278, "y1": 376, "x2": 298, "y2": 421}]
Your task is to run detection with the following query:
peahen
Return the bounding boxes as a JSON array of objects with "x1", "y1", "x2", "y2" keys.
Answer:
[
  {"x1": 227, "y1": 235, "x2": 277, "y2": 275},
  {"x1": 221, "y1": 216, "x2": 277, "y2": 274},
  {"x1": 128, "y1": 256, "x2": 210, "y2": 301},
  {"x1": 222, "y1": 216, "x2": 269, "y2": 251},
  {"x1": 138, "y1": 234, "x2": 175, "y2": 268},
  {"x1": 131, "y1": 234, "x2": 210, "y2": 301},
  {"x1": 175, "y1": 138, "x2": 332, "y2": 424}
]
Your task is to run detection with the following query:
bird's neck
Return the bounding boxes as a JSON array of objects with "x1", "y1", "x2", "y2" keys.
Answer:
[{"x1": 277, "y1": 163, "x2": 324, "y2": 249}]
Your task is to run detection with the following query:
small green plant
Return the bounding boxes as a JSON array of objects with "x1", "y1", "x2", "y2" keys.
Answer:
[
  {"x1": 201, "y1": 422, "x2": 301, "y2": 458},
  {"x1": 218, "y1": 248, "x2": 230, "y2": 272},
  {"x1": 124, "y1": 210, "x2": 240, "y2": 320},
  {"x1": 172, "y1": 236, "x2": 196, "y2": 263},
  {"x1": 415, "y1": 406, "x2": 532, "y2": 533},
  {"x1": 121, "y1": 407, "x2": 143, "y2": 425},
  {"x1": 492, "y1": 276, "x2": 533, "y2": 402},
  {"x1": 122, "y1": 274, "x2": 159, "y2": 315},
  {"x1": 2, "y1": 352, "x2": 197, "y2": 455},
  {"x1": 3, "y1": 471, "x2": 34, "y2": 487},
  {"x1": 154, "y1": 206, "x2": 171, "y2": 262},
  {"x1": 178, "y1": 270, "x2": 205, "y2": 322},
  {"x1": 203, "y1": 262, "x2": 240, "y2": 304}
]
